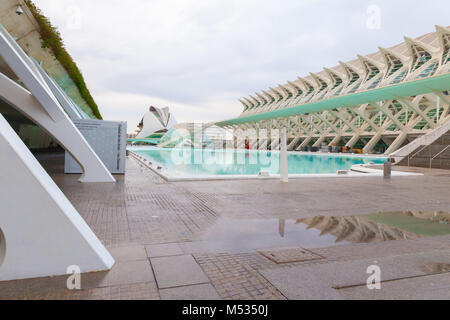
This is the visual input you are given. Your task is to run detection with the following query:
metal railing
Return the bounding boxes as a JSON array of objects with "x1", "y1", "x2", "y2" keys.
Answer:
[
  {"x1": 407, "y1": 145, "x2": 428, "y2": 167},
  {"x1": 430, "y1": 145, "x2": 450, "y2": 168}
]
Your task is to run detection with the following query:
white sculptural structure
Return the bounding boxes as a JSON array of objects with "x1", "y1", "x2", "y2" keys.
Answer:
[
  {"x1": 0, "y1": 25, "x2": 115, "y2": 280},
  {"x1": 0, "y1": 24, "x2": 115, "y2": 183}
]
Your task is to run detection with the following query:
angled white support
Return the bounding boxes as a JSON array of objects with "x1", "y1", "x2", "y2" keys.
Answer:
[
  {"x1": 397, "y1": 97, "x2": 436, "y2": 129},
  {"x1": 0, "y1": 114, "x2": 114, "y2": 281},
  {"x1": 385, "y1": 132, "x2": 408, "y2": 154},
  {"x1": 288, "y1": 136, "x2": 301, "y2": 150},
  {"x1": 313, "y1": 113, "x2": 336, "y2": 147},
  {"x1": 372, "y1": 101, "x2": 405, "y2": 132},
  {"x1": 0, "y1": 73, "x2": 115, "y2": 182},
  {"x1": 329, "y1": 135, "x2": 342, "y2": 147},
  {"x1": 0, "y1": 25, "x2": 63, "y2": 122},
  {"x1": 329, "y1": 109, "x2": 359, "y2": 134},
  {"x1": 298, "y1": 136, "x2": 313, "y2": 149},
  {"x1": 363, "y1": 114, "x2": 393, "y2": 154},
  {"x1": 297, "y1": 118, "x2": 314, "y2": 149},
  {"x1": 0, "y1": 25, "x2": 114, "y2": 183},
  {"x1": 33, "y1": 59, "x2": 88, "y2": 120},
  {"x1": 346, "y1": 134, "x2": 361, "y2": 148}
]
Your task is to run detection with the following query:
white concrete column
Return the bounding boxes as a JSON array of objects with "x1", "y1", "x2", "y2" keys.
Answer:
[{"x1": 280, "y1": 127, "x2": 288, "y2": 183}]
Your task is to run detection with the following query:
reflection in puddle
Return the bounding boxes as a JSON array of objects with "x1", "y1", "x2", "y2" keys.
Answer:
[
  {"x1": 404, "y1": 211, "x2": 450, "y2": 224},
  {"x1": 297, "y1": 216, "x2": 419, "y2": 243},
  {"x1": 364, "y1": 211, "x2": 450, "y2": 237},
  {"x1": 200, "y1": 219, "x2": 345, "y2": 253},
  {"x1": 200, "y1": 214, "x2": 423, "y2": 254}
]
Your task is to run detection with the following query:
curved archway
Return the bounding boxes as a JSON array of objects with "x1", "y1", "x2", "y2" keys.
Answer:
[{"x1": 0, "y1": 227, "x2": 6, "y2": 267}]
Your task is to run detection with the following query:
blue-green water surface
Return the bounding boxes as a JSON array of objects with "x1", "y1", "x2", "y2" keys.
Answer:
[{"x1": 130, "y1": 147, "x2": 386, "y2": 176}]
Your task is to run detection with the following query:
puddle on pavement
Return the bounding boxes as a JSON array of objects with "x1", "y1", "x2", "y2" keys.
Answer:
[
  {"x1": 199, "y1": 218, "x2": 348, "y2": 253},
  {"x1": 199, "y1": 211, "x2": 450, "y2": 254},
  {"x1": 421, "y1": 263, "x2": 450, "y2": 274},
  {"x1": 364, "y1": 211, "x2": 450, "y2": 237}
]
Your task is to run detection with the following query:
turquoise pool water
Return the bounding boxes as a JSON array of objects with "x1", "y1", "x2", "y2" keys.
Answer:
[{"x1": 130, "y1": 147, "x2": 387, "y2": 176}]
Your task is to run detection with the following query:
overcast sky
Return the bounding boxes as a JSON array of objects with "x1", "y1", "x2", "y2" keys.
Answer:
[{"x1": 34, "y1": 0, "x2": 450, "y2": 133}]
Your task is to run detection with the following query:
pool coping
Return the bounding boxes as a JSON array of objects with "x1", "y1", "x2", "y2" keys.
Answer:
[{"x1": 129, "y1": 151, "x2": 422, "y2": 182}]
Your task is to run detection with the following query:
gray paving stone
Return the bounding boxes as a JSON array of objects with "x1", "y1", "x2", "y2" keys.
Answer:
[
  {"x1": 145, "y1": 243, "x2": 183, "y2": 258},
  {"x1": 261, "y1": 249, "x2": 450, "y2": 300},
  {"x1": 109, "y1": 245, "x2": 148, "y2": 262},
  {"x1": 98, "y1": 260, "x2": 155, "y2": 287},
  {"x1": 8, "y1": 156, "x2": 450, "y2": 300},
  {"x1": 160, "y1": 283, "x2": 221, "y2": 300},
  {"x1": 151, "y1": 255, "x2": 210, "y2": 289},
  {"x1": 339, "y1": 272, "x2": 450, "y2": 300}
]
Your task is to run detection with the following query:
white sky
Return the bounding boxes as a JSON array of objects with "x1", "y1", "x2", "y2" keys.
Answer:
[{"x1": 33, "y1": 0, "x2": 450, "y2": 133}]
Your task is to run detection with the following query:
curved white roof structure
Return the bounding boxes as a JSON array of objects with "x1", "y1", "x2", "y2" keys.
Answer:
[
  {"x1": 218, "y1": 25, "x2": 450, "y2": 158},
  {"x1": 136, "y1": 106, "x2": 177, "y2": 139}
]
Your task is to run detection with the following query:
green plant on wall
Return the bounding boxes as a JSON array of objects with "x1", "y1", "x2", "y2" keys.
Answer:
[{"x1": 25, "y1": 0, "x2": 102, "y2": 119}]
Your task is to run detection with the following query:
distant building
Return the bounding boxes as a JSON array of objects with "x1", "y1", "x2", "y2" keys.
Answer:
[
  {"x1": 158, "y1": 123, "x2": 233, "y2": 149},
  {"x1": 126, "y1": 133, "x2": 137, "y2": 139},
  {"x1": 135, "y1": 106, "x2": 177, "y2": 142}
]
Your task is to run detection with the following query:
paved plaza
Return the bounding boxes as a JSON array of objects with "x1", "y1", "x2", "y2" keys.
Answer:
[{"x1": 1, "y1": 155, "x2": 450, "y2": 300}]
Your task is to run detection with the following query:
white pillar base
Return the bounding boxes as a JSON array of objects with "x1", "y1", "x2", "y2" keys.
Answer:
[{"x1": 0, "y1": 115, "x2": 114, "y2": 281}]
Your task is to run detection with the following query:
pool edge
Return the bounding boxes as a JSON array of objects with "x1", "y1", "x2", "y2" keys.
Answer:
[{"x1": 129, "y1": 151, "x2": 422, "y2": 182}]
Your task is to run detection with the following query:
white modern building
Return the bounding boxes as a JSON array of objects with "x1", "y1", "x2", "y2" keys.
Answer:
[
  {"x1": 217, "y1": 26, "x2": 450, "y2": 167},
  {"x1": 157, "y1": 122, "x2": 233, "y2": 149},
  {"x1": 135, "y1": 106, "x2": 177, "y2": 141}
]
